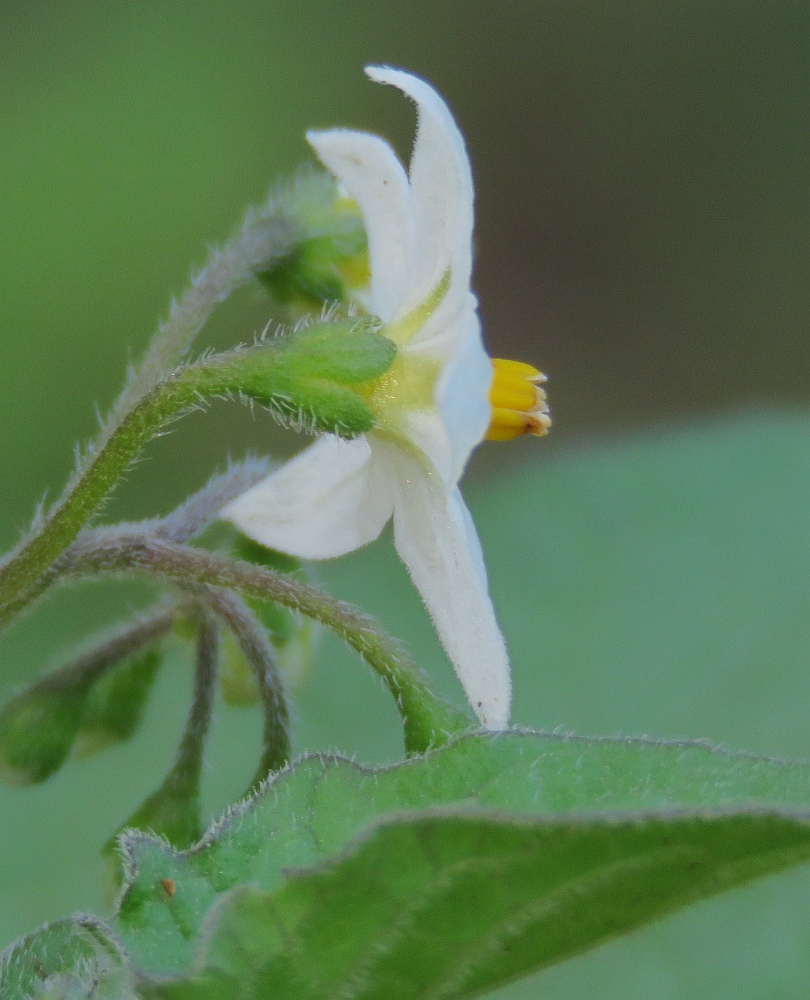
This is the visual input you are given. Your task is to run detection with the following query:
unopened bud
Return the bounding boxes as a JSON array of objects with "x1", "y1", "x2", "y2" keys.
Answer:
[
  {"x1": 0, "y1": 677, "x2": 89, "y2": 785},
  {"x1": 73, "y1": 649, "x2": 163, "y2": 758},
  {"x1": 257, "y1": 189, "x2": 368, "y2": 310}
]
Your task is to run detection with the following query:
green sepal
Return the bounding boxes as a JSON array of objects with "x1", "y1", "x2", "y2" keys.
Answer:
[
  {"x1": 241, "y1": 319, "x2": 394, "y2": 436},
  {"x1": 74, "y1": 649, "x2": 163, "y2": 758},
  {"x1": 258, "y1": 238, "x2": 347, "y2": 307},
  {"x1": 0, "y1": 674, "x2": 92, "y2": 786},
  {"x1": 281, "y1": 317, "x2": 395, "y2": 384},
  {"x1": 265, "y1": 376, "x2": 375, "y2": 437},
  {"x1": 208, "y1": 317, "x2": 396, "y2": 438}
]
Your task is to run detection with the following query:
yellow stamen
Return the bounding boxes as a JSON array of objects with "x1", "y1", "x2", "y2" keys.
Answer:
[{"x1": 486, "y1": 358, "x2": 550, "y2": 442}]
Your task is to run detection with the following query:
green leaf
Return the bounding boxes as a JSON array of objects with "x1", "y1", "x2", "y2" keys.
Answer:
[
  {"x1": 0, "y1": 916, "x2": 128, "y2": 1000},
  {"x1": 310, "y1": 410, "x2": 810, "y2": 995},
  {"x1": 117, "y1": 731, "x2": 810, "y2": 997}
]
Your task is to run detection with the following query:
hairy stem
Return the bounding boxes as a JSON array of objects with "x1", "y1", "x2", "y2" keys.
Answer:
[
  {"x1": 111, "y1": 608, "x2": 220, "y2": 850},
  {"x1": 147, "y1": 457, "x2": 273, "y2": 543},
  {"x1": 43, "y1": 600, "x2": 179, "y2": 694},
  {"x1": 198, "y1": 587, "x2": 291, "y2": 787},
  {"x1": 170, "y1": 609, "x2": 219, "y2": 793},
  {"x1": 0, "y1": 175, "x2": 339, "y2": 632},
  {"x1": 60, "y1": 534, "x2": 471, "y2": 753},
  {"x1": 0, "y1": 357, "x2": 277, "y2": 630},
  {"x1": 95, "y1": 193, "x2": 298, "y2": 453}
]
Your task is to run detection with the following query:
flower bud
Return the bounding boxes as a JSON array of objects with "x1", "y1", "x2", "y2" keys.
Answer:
[
  {"x1": 73, "y1": 649, "x2": 163, "y2": 758},
  {"x1": 257, "y1": 190, "x2": 368, "y2": 310},
  {"x1": 0, "y1": 677, "x2": 89, "y2": 785}
]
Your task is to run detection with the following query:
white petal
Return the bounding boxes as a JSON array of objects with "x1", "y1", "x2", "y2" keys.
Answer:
[
  {"x1": 411, "y1": 297, "x2": 492, "y2": 482},
  {"x1": 223, "y1": 436, "x2": 395, "y2": 560},
  {"x1": 366, "y1": 66, "x2": 474, "y2": 330},
  {"x1": 385, "y1": 446, "x2": 511, "y2": 729},
  {"x1": 307, "y1": 128, "x2": 414, "y2": 321},
  {"x1": 400, "y1": 408, "x2": 454, "y2": 484}
]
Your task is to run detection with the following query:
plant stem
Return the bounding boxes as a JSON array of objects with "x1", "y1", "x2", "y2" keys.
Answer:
[
  {"x1": 44, "y1": 600, "x2": 179, "y2": 694},
  {"x1": 110, "y1": 608, "x2": 219, "y2": 851},
  {"x1": 0, "y1": 372, "x2": 199, "y2": 627},
  {"x1": 93, "y1": 195, "x2": 298, "y2": 456},
  {"x1": 198, "y1": 587, "x2": 291, "y2": 787},
  {"x1": 60, "y1": 534, "x2": 472, "y2": 754},
  {"x1": 170, "y1": 609, "x2": 219, "y2": 794},
  {"x1": 0, "y1": 179, "x2": 329, "y2": 630},
  {"x1": 0, "y1": 357, "x2": 268, "y2": 630}
]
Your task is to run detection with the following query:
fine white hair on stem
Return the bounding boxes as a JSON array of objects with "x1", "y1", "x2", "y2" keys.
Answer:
[{"x1": 71, "y1": 171, "x2": 338, "y2": 494}]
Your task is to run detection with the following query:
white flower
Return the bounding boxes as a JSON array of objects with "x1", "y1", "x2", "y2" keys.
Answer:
[{"x1": 225, "y1": 67, "x2": 548, "y2": 729}]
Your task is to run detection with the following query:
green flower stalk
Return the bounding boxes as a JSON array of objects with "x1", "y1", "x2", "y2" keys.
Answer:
[
  {"x1": 0, "y1": 317, "x2": 396, "y2": 631},
  {"x1": 105, "y1": 610, "x2": 219, "y2": 866}
]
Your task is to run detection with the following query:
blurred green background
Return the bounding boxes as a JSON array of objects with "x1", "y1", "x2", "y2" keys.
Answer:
[{"x1": 2, "y1": 2, "x2": 810, "y2": 996}]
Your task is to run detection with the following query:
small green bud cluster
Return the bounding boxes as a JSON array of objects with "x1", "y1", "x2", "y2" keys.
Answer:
[{"x1": 73, "y1": 650, "x2": 162, "y2": 758}]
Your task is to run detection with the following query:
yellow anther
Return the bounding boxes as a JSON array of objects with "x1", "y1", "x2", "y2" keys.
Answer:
[{"x1": 486, "y1": 358, "x2": 550, "y2": 442}]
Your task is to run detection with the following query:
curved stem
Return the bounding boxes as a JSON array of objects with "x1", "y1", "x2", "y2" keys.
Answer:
[
  {"x1": 104, "y1": 211, "x2": 294, "y2": 436},
  {"x1": 0, "y1": 359, "x2": 269, "y2": 630},
  {"x1": 59, "y1": 534, "x2": 472, "y2": 754},
  {"x1": 45, "y1": 600, "x2": 179, "y2": 693},
  {"x1": 0, "y1": 177, "x2": 338, "y2": 631},
  {"x1": 111, "y1": 607, "x2": 219, "y2": 852},
  {"x1": 69, "y1": 173, "x2": 339, "y2": 485},
  {"x1": 0, "y1": 373, "x2": 198, "y2": 627},
  {"x1": 170, "y1": 609, "x2": 219, "y2": 793},
  {"x1": 198, "y1": 587, "x2": 291, "y2": 787}
]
